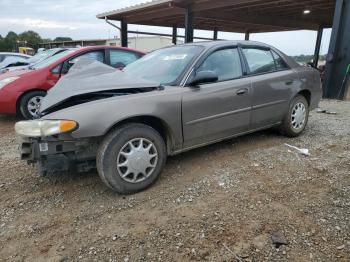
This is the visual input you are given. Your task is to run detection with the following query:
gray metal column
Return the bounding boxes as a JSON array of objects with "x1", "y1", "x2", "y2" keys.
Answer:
[
  {"x1": 121, "y1": 19, "x2": 128, "y2": 47},
  {"x1": 324, "y1": 0, "x2": 350, "y2": 99},
  {"x1": 172, "y1": 26, "x2": 177, "y2": 45},
  {"x1": 185, "y1": 7, "x2": 194, "y2": 43},
  {"x1": 213, "y1": 28, "x2": 218, "y2": 40},
  {"x1": 313, "y1": 26, "x2": 323, "y2": 68},
  {"x1": 245, "y1": 31, "x2": 250, "y2": 40}
]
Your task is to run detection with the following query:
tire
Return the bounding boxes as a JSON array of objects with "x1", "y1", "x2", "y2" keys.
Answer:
[
  {"x1": 19, "y1": 90, "x2": 46, "y2": 119},
  {"x1": 97, "y1": 123, "x2": 167, "y2": 194},
  {"x1": 279, "y1": 95, "x2": 309, "y2": 137}
]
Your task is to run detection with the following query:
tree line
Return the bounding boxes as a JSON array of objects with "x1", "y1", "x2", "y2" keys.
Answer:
[
  {"x1": 0, "y1": 30, "x2": 73, "y2": 52},
  {"x1": 292, "y1": 54, "x2": 327, "y2": 64}
]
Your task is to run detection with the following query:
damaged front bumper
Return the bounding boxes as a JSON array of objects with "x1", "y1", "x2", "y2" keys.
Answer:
[{"x1": 19, "y1": 136, "x2": 99, "y2": 175}]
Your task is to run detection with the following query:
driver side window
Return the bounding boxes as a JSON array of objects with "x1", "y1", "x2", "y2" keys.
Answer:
[{"x1": 197, "y1": 48, "x2": 242, "y2": 82}]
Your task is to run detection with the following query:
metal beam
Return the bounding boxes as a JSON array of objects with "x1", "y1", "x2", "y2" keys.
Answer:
[
  {"x1": 127, "y1": 30, "x2": 216, "y2": 41},
  {"x1": 313, "y1": 26, "x2": 323, "y2": 68},
  {"x1": 245, "y1": 31, "x2": 250, "y2": 40},
  {"x1": 185, "y1": 7, "x2": 194, "y2": 43},
  {"x1": 121, "y1": 19, "x2": 128, "y2": 47},
  {"x1": 323, "y1": 0, "x2": 348, "y2": 99},
  {"x1": 213, "y1": 27, "x2": 218, "y2": 40},
  {"x1": 172, "y1": 26, "x2": 177, "y2": 44}
]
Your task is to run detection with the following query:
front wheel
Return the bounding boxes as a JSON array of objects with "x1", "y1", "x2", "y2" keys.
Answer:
[
  {"x1": 279, "y1": 95, "x2": 309, "y2": 137},
  {"x1": 19, "y1": 90, "x2": 46, "y2": 119},
  {"x1": 97, "y1": 123, "x2": 167, "y2": 194}
]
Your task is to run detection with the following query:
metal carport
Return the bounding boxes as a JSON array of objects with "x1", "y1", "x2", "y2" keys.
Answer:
[{"x1": 97, "y1": 0, "x2": 350, "y2": 100}]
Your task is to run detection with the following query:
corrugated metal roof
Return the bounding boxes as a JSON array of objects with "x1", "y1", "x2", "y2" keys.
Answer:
[
  {"x1": 97, "y1": 0, "x2": 335, "y2": 33},
  {"x1": 96, "y1": 0, "x2": 172, "y2": 18}
]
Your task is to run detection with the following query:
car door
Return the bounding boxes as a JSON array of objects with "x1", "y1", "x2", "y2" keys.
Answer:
[
  {"x1": 45, "y1": 49, "x2": 106, "y2": 88},
  {"x1": 107, "y1": 49, "x2": 142, "y2": 69},
  {"x1": 241, "y1": 47, "x2": 299, "y2": 129},
  {"x1": 182, "y1": 47, "x2": 252, "y2": 148}
]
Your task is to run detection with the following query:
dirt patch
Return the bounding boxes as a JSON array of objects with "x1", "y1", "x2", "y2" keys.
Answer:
[{"x1": 0, "y1": 100, "x2": 349, "y2": 261}]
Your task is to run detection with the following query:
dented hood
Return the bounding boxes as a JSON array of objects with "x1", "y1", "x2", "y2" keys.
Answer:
[{"x1": 40, "y1": 58, "x2": 161, "y2": 113}]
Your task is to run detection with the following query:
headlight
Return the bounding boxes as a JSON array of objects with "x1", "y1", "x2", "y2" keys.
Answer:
[
  {"x1": 0, "y1": 76, "x2": 20, "y2": 89},
  {"x1": 15, "y1": 120, "x2": 78, "y2": 137}
]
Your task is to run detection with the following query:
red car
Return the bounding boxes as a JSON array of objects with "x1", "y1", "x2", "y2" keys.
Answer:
[{"x1": 0, "y1": 46, "x2": 144, "y2": 119}]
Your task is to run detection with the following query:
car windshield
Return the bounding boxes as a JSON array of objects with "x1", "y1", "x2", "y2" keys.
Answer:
[
  {"x1": 27, "y1": 49, "x2": 61, "y2": 64},
  {"x1": 31, "y1": 49, "x2": 76, "y2": 70},
  {"x1": 124, "y1": 45, "x2": 204, "y2": 85}
]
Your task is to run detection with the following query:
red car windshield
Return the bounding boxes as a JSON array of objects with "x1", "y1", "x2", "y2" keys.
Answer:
[{"x1": 31, "y1": 49, "x2": 76, "y2": 70}]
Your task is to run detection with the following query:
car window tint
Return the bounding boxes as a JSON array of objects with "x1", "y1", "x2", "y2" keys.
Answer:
[
  {"x1": 271, "y1": 50, "x2": 289, "y2": 70},
  {"x1": 70, "y1": 50, "x2": 104, "y2": 64},
  {"x1": 0, "y1": 55, "x2": 4, "y2": 62},
  {"x1": 243, "y1": 48, "x2": 276, "y2": 74},
  {"x1": 197, "y1": 48, "x2": 242, "y2": 81},
  {"x1": 109, "y1": 49, "x2": 140, "y2": 68}
]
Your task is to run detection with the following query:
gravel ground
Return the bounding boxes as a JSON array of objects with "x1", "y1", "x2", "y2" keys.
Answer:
[{"x1": 0, "y1": 100, "x2": 349, "y2": 262}]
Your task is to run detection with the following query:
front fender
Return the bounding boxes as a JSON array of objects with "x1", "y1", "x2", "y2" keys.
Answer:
[{"x1": 42, "y1": 88, "x2": 183, "y2": 149}]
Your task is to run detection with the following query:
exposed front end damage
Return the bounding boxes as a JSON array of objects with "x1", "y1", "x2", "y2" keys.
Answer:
[
  {"x1": 14, "y1": 59, "x2": 167, "y2": 175},
  {"x1": 19, "y1": 135, "x2": 101, "y2": 175},
  {"x1": 38, "y1": 58, "x2": 162, "y2": 115}
]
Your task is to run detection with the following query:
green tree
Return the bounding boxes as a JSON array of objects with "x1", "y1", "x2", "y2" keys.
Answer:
[
  {"x1": 53, "y1": 37, "x2": 73, "y2": 42},
  {"x1": 18, "y1": 30, "x2": 42, "y2": 47},
  {"x1": 0, "y1": 31, "x2": 18, "y2": 51}
]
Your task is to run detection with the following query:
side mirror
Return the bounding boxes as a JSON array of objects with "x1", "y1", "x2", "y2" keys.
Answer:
[{"x1": 188, "y1": 70, "x2": 219, "y2": 86}]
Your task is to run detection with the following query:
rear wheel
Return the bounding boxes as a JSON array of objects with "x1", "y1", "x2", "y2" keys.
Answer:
[
  {"x1": 97, "y1": 123, "x2": 167, "y2": 194},
  {"x1": 279, "y1": 95, "x2": 309, "y2": 137},
  {"x1": 19, "y1": 90, "x2": 46, "y2": 119}
]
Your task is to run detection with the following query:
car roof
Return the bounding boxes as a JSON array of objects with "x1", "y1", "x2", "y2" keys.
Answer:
[
  {"x1": 0, "y1": 52, "x2": 31, "y2": 58},
  {"x1": 74, "y1": 45, "x2": 145, "y2": 55},
  {"x1": 178, "y1": 40, "x2": 271, "y2": 49},
  {"x1": 163, "y1": 40, "x2": 300, "y2": 69}
]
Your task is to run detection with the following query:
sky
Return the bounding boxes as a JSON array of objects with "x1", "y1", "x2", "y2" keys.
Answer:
[{"x1": 0, "y1": 0, "x2": 331, "y2": 56}]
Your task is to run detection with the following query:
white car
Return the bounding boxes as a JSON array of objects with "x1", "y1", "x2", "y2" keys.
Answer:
[
  {"x1": 0, "y1": 52, "x2": 31, "y2": 71},
  {"x1": 1, "y1": 48, "x2": 69, "y2": 74}
]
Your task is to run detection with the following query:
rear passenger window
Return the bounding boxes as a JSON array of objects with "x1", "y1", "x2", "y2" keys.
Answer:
[
  {"x1": 197, "y1": 48, "x2": 242, "y2": 81},
  {"x1": 109, "y1": 49, "x2": 141, "y2": 68},
  {"x1": 271, "y1": 50, "x2": 289, "y2": 70},
  {"x1": 71, "y1": 51, "x2": 105, "y2": 64},
  {"x1": 243, "y1": 48, "x2": 276, "y2": 75}
]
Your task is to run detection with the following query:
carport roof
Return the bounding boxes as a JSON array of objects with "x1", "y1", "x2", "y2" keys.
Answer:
[{"x1": 97, "y1": 0, "x2": 336, "y2": 33}]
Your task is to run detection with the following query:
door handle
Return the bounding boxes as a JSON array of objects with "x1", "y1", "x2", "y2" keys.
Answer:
[
  {"x1": 236, "y1": 88, "x2": 249, "y2": 95},
  {"x1": 285, "y1": 80, "x2": 294, "y2": 85}
]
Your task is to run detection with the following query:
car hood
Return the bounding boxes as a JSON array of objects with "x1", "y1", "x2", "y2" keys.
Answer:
[
  {"x1": 3, "y1": 65, "x2": 30, "y2": 73},
  {"x1": 0, "y1": 57, "x2": 27, "y2": 69},
  {"x1": 40, "y1": 58, "x2": 161, "y2": 114},
  {"x1": 0, "y1": 68, "x2": 32, "y2": 79}
]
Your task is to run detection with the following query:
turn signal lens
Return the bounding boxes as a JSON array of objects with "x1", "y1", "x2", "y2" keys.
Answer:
[{"x1": 60, "y1": 120, "x2": 77, "y2": 133}]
